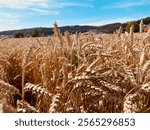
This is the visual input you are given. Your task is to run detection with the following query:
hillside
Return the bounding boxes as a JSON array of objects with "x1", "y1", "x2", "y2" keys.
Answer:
[
  {"x1": 0, "y1": 23, "x2": 122, "y2": 36},
  {"x1": 0, "y1": 17, "x2": 150, "y2": 37}
]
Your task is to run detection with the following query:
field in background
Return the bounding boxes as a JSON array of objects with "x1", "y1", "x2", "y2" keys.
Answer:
[{"x1": 0, "y1": 25, "x2": 150, "y2": 113}]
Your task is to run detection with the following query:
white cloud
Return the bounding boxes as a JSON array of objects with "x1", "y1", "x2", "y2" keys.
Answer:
[
  {"x1": 30, "y1": 8, "x2": 59, "y2": 15},
  {"x1": 0, "y1": 0, "x2": 49, "y2": 9},
  {"x1": 0, "y1": 18, "x2": 20, "y2": 31},
  {"x1": 0, "y1": 12, "x2": 20, "y2": 19},
  {"x1": 0, "y1": 0, "x2": 93, "y2": 9},
  {"x1": 0, "y1": 18, "x2": 19, "y2": 23},
  {"x1": 103, "y1": 0, "x2": 148, "y2": 9},
  {"x1": 0, "y1": 0, "x2": 92, "y2": 17},
  {"x1": 37, "y1": 2, "x2": 49, "y2": 8},
  {"x1": 0, "y1": 12, "x2": 21, "y2": 31},
  {"x1": 78, "y1": 17, "x2": 139, "y2": 26},
  {"x1": 0, "y1": 0, "x2": 59, "y2": 25},
  {"x1": 60, "y1": 2, "x2": 94, "y2": 8}
]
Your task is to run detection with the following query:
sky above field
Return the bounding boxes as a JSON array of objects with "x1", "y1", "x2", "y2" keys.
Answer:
[{"x1": 0, "y1": 0, "x2": 150, "y2": 31}]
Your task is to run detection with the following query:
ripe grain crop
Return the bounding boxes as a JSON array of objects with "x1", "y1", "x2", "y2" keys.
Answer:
[{"x1": 0, "y1": 22, "x2": 150, "y2": 113}]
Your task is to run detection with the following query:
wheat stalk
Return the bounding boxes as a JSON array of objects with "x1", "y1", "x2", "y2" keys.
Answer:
[
  {"x1": 17, "y1": 100, "x2": 39, "y2": 113},
  {"x1": 24, "y1": 83, "x2": 53, "y2": 98}
]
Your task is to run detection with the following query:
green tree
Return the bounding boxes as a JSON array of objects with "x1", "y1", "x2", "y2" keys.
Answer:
[
  {"x1": 126, "y1": 21, "x2": 139, "y2": 33},
  {"x1": 14, "y1": 32, "x2": 24, "y2": 38},
  {"x1": 31, "y1": 29, "x2": 40, "y2": 37}
]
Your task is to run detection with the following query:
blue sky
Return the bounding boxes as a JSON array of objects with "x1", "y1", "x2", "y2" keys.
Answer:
[{"x1": 0, "y1": 0, "x2": 150, "y2": 31}]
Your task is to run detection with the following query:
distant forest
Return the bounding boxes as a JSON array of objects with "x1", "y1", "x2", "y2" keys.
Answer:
[{"x1": 0, "y1": 17, "x2": 150, "y2": 37}]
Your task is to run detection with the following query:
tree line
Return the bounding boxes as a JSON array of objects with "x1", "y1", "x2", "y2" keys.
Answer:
[{"x1": 14, "y1": 29, "x2": 40, "y2": 38}]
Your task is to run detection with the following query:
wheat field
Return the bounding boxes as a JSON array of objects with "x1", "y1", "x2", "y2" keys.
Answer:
[{"x1": 0, "y1": 23, "x2": 150, "y2": 113}]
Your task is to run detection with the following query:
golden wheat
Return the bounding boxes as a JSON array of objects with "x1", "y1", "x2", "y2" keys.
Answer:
[{"x1": 0, "y1": 22, "x2": 150, "y2": 112}]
